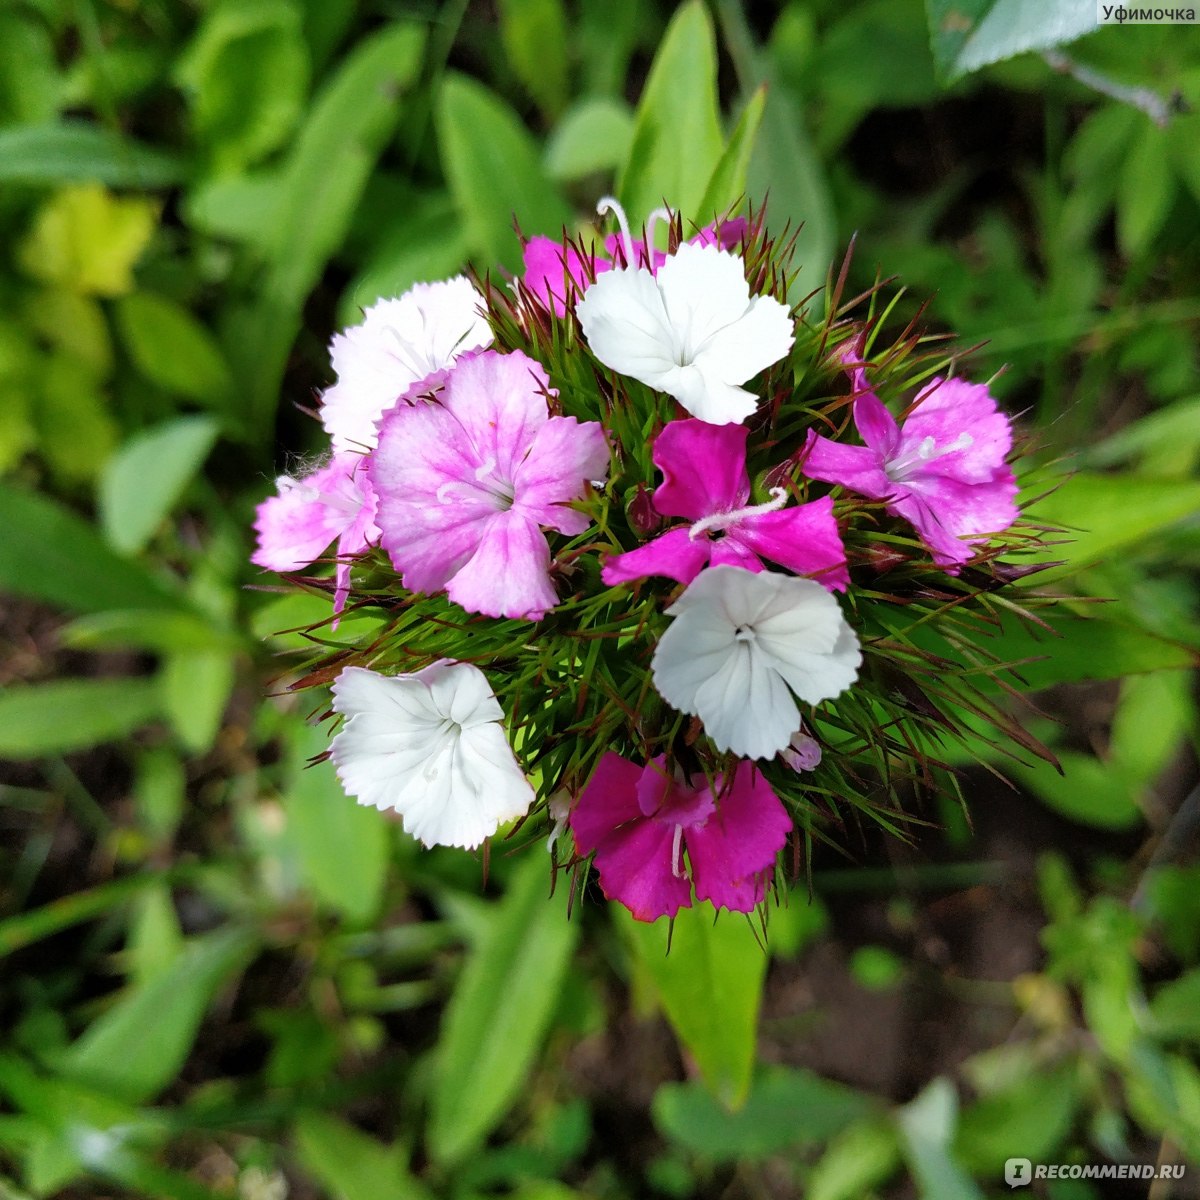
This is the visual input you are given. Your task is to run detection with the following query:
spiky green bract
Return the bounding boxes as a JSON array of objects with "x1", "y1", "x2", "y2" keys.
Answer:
[{"x1": 275, "y1": 211, "x2": 1063, "y2": 876}]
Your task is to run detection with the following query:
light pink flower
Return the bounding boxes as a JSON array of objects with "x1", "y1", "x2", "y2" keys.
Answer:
[
  {"x1": 320, "y1": 278, "x2": 492, "y2": 452},
  {"x1": 252, "y1": 452, "x2": 379, "y2": 619},
  {"x1": 802, "y1": 377, "x2": 1019, "y2": 569},
  {"x1": 601, "y1": 418, "x2": 848, "y2": 591},
  {"x1": 370, "y1": 349, "x2": 609, "y2": 620},
  {"x1": 569, "y1": 753, "x2": 792, "y2": 922}
]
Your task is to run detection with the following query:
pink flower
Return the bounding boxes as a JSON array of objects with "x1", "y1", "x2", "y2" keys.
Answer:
[
  {"x1": 521, "y1": 217, "x2": 748, "y2": 318},
  {"x1": 370, "y1": 349, "x2": 609, "y2": 621},
  {"x1": 569, "y1": 753, "x2": 792, "y2": 922},
  {"x1": 802, "y1": 377, "x2": 1019, "y2": 569},
  {"x1": 601, "y1": 419, "x2": 848, "y2": 591},
  {"x1": 252, "y1": 452, "x2": 379, "y2": 618}
]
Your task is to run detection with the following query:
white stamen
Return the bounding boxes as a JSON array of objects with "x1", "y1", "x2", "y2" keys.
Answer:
[
  {"x1": 643, "y1": 205, "x2": 673, "y2": 261},
  {"x1": 671, "y1": 823, "x2": 686, "y2": 879},
  {"x1": 688, "y1": 487, "x2": 790, "y2": 540},
  {"x1": 597, "y1": 195, "x2": 636, "y2": 268},
  {"x1": 473, "y1": 456, "x2": 497, "y2": 481},
  {"x1": 886, "y1": 432, "x2": 974, "y2": 482}
]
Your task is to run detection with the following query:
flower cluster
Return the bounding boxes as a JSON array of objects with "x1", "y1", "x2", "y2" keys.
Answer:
[{"x1": 254, "y1": 199, "x2": 1045, "y2": 923}]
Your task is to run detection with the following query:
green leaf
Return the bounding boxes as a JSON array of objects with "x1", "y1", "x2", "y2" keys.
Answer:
[
  {"x1": 293, "y1": 1113, "x2": 431, "y2": 1200},
  {"x1": 0, "y1": 485, "x2": 185, "y2": 614},
  {"x1": 925, "y1": 0, "x2": 1097, "y2": 81},
  {"x1": 114, "y1": 294, "x2": 235, "y2": 406},
  {"x1": 0, "y1": 679, "x2": 162, "y2": 760},
  {"x1": 99, "y1": 416, "x2": 219, "y2": 556},
  {"x1": 715, "y1": 1, "x2": 835, "y2": 282},
  {"x1": 1022, "y1": 473, "x2": 1200, "y2": 583},
  {"x1": 242, "y1": 22, "x2": 426, "y2": 431},
  {"x1": 497, "y1": 0, "x2": 569, "y2": 118},
  {"x1": 1150, "y1": 971, "x2": 1200, "y2": 1043},
  {"x1": 281, "y1": 722, "x2": 388, "y2": 925},
  {"x1": 544, "y1": 96, "x2": 635, "y2": 182},
  {"x1": 34, "y1": 353, "x2": 118, "y2": 484},
  {"x1": 954, "y1": 1063, "x2": 1080, "y2": 1171},
  {"x1": 808, "y1": 1119, "x2": 901, "y2": 1200},
  {"x1": 618, "y1": 904, "x2": 766, "y2": 1108},
  {"x1": 428, "y1": 853, "x2": 579, "y2": 1165},
  {"x1": 437, "y1": 73, "x2": 573, "y2": 273},
  {"x1": 161, "y1": 650, "x2": 236, "y2": 754},
  {"x1": 617, "y1": 1, "x2": 724, "y2": 222},
  {"x1": 60, "y1": 609, "x2": 238, "y2": 655},
  {"x1": 176, "y1": 0, "x2": 310, "y2": 170},
  {"x1": 896, "y1": 1079, "x2": 984, "y2": 1200},
  {"x1": 0, "y1": 122, "x2": 183, "y2": 187},
  {"x1": 653, "y1": 1067, "x2": 873, "y2": 1160},
  {"x1": 697, "y1": 86, "x2": 766, "y2": 222},
  {"x1": 58, "y1": 927, "x2": 257, "y2": 1103},
  {"x1": 0, "y1": 11, "x2": 60, "y2": 124},
  {"x1": 1008, "y1": 750, "x2": 1143, "y2": 831},
  {"x1": 1117, "y1": 125, "x2": 1175, "y2": 259}
]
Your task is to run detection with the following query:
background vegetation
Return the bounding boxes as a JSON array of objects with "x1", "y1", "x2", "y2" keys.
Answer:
[{"x1": 1, "y1": 1, "x2": 1198, "y2": 1196}]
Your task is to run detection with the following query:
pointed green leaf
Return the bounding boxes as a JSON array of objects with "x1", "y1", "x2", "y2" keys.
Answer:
[
  {"x1": 59, "y1": 928, "x2": 257, "y2": 1103},
  {"x1": 0, "y1": 122, "x2": 183, "y2": 187},
  {"x1": 281, "y1": 721, "x2": 388, "y2": 924},
  {"x1": 697, "y1": 86, "x2": 766, "y2": 221},
  {"x1": 1021, "y1": 473, "x2": 1200, "y2": 583},
  {"x1": 0, "y1": 484, "x2": 186, "y2": 614},
  {"x1": 617, "y1": 1, "x2": 724, "y2": 222},
  {"x1": 429, "y1": 853, "x2": 579, "y2": 1165},
  {"x1": 618, "y1": 904, "x2": 766, "y2": 1108},
  {"x1": 437, "y1": 72, "x2": 573, "y2": 272},
  {"x1": 99, "y1": 416, "x2": 220, "y2": 555},
  {"x1": 0, "y1": 679, "x2": 162, "y2": 760},
  {"x1": 654, "y1": 1066, "x2": 872, "y2": 1160},
  {"x1": 293, "y1": 1113, "x2": 431, "y2": 1200}
]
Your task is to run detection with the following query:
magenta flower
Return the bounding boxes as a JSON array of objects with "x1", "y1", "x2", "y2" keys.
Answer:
[
  {"x1": 252, "y1": 452, "x2": 379, "y2": 618},
  {"x1": 521, "y1": 216, "x2": 748, "y2": 318},
  {"x1": 802, "y1": 377, "x2": 1019, "y2": 569},
  {"x1": 370, "y1": 349, "x2": 609, "y2": 620},
  {"x1": 569, "y1": 753, "x2": 792, "y2": 922},
  {"x1": 601, "y1": 419, "x2": 849, "y2": 591}
]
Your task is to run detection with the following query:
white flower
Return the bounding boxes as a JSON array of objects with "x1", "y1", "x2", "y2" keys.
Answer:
[
  {"x1": 575, "y1": 241, "x2": 794, "y2": 425},
  {"x1": 329, "y1": 662, "x2": 533, "y2": 849},
  {"x1": 320, "y1": 277, "x2": 492, "y2": 451},
  {"x1": 651, "y1": 566, "x2": 861, "y2": 760}
]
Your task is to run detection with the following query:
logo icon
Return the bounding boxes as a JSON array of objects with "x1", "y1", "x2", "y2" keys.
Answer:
[{"x1": 1005, "y1": 1158, "x2": 1033, "y2": 1188}]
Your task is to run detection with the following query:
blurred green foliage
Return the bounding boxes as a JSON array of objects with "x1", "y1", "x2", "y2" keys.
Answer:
[{"x1": 0, "y1": 0, "x2": 1198, "y2": 1197}]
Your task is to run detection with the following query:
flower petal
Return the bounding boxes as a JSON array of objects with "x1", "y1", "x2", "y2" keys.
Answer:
[
  {"x1": 686, "y1": 762, "x2": 791, "y2": 913},
  {"x1": 800, "y1": 432, "x2": 893, "y2": 499},
  {"x1": 521, "y1": 236, "x2": 606, "y2": 316},
  {"x1": 513, "y1": 415, "x2": 609, "y2": 535},
  {"x1": 590, "y1": 818, "x2": 693, "y2": 922},
  {"x1": 439, "y1": 350, "x2": 551, "y2": 483},
  {"x1": 576, "y1": 266, "x2": 679, "y2": 383},
  {"x1": 732, "y1": 496, "x2": 849, "y2": 591},
  {"x1": 329, "y1": 663, "x2": 531, "y2": 850},
  {"x1": 321, "y1": 278, "x2": 491, "y2": 451},
  {"x1": 902, "y1": 377, "x2": 1013, "y2": 484},
  {"x1": 601, "y1": 526, "x2": 712, "y2": 587},
  {"x1": 569, "y1": 751, "x2": 646, "y2": 854},
  {"x1": 252, "y1": 453, "x2": 370, "y2": 572},
  {"x1": 446, "y1": 509, "x2": 558, "y2": 619},
  {"x1": 853, "y1": 393, "x2": 902, "y2": 460},
  {"x1": 652, "y1": 418, "x2": 751, "y2": 518}
]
